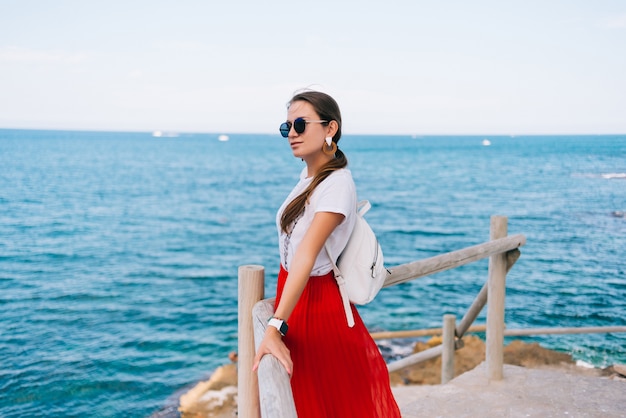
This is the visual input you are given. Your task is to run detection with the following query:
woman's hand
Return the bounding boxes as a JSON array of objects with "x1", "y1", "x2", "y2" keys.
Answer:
[{"x1": 252, "y1": 326, "x2": 293, "y2": 376}]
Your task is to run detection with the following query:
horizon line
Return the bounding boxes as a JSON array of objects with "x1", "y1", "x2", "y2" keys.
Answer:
[{"x1": 1, "y1": 126, "x2": 625, "y2": 138}]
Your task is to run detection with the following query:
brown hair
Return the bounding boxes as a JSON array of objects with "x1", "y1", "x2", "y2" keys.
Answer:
[{"x1": 280, "y1": 91, "x2": 348, "y2": 233}]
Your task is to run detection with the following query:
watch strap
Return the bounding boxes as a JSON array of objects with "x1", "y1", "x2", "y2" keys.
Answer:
[{"x1": 268, "y1": 317, "x2": 288, "y2": 336}]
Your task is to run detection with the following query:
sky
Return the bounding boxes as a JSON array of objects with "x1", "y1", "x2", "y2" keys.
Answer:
[{"x1": 1, "y1": 0, "x2": 625, "y2": 135}]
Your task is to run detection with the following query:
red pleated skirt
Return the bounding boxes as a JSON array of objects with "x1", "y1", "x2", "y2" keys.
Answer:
[{"x1": 275, "y1": 265, "x2": 401, "y2": 418}]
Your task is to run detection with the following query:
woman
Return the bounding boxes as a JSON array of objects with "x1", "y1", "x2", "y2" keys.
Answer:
[{"x1": 252, "y1": 90, "x2": 401, "y2": 417}]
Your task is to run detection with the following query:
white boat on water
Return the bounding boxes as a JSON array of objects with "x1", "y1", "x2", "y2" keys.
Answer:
[
  {"x1": 152, "y1": 131, "x2": 179, "y2": 138},
  {"x1": 482, "y1": 139, "x2": 491, "y2": 146},
  {"x1": 218, "y1": 134, "x2": 229, "y2": 142}
]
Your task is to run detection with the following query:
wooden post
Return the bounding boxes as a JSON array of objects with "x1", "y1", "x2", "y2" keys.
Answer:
[
  {"x1": 441, "y1": 314, "x2": 456, "y2": 384},
  {"x1": 238, "y1": 265, "x2": 265, "y2": 418},
  {"x1": 486, "y1": 216, "x2": 508, "y2": 381}
]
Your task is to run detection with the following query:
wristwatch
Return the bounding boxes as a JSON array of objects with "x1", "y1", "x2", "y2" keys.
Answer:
[{"x1": 268, "y1": 317, "x2": 288, "y2": 336}]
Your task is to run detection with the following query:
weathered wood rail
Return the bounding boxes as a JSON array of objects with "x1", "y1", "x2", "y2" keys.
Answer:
[{"x1": 236, "y1": 215, "x2": 624, "y2": 417}]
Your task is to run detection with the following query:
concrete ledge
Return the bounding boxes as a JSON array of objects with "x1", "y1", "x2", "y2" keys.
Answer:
[{"x1": 392, "y1": 362, "x2": 625, "y2": 417}]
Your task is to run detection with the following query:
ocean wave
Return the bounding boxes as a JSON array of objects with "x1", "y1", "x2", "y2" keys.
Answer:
[
  {"x1": 574, "y1": 172, "x2": 626, "y2": 180},
  {"x1": 601, "y1": 173, "x2": 626, "y2": 179}
]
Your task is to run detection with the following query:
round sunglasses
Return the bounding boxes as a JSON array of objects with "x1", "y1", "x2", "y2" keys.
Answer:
[{"x1": 279, "y1": 117, "x2": 328, "y2": 138}]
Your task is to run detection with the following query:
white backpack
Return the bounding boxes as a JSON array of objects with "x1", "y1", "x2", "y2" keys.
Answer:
[{"x1": 325, "y1": 201, "x2": 389, "y2": 327}]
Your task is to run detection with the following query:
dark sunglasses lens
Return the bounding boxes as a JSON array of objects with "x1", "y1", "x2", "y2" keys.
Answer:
[
  {"x1": 279, "y1": 122, "x2": 290, "y2": 138},
  {"x1": 293, "y1": 118, "x2": 306, "y2": 134}
]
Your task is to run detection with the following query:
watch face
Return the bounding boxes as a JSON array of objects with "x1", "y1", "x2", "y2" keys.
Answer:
[{"x1": 279, "y1": 321, "x2": 288, "y2": 335}]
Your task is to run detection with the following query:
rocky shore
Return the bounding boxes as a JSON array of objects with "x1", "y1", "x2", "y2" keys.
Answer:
[{"x1": 177, "y1": 336, "x2": 625, "y2": 417}]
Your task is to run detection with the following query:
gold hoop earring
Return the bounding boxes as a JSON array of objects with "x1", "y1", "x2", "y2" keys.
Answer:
[{"x1": 322, "y1": 140, "x2": 337, "y2": 156}]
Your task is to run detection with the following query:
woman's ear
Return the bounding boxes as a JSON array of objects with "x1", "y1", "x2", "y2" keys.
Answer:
[{"x1": 326, "y1": 120, "x2": 339, "y2": 138}]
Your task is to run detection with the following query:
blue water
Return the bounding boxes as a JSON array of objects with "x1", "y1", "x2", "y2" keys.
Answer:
[{"x1": 1, "y1": 129, "x2": 625, "y2": 417}]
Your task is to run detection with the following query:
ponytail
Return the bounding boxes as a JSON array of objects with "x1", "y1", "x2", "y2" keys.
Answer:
[{"x1": 280, "y1": 148, "x2": 347, "y2": 233}]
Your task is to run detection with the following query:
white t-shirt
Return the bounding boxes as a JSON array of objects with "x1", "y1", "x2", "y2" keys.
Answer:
[{"x1": 277, "y1": 167, "x2": 357, "y2": 275}]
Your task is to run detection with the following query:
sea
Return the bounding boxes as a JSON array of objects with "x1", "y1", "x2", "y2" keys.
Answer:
[{"x1": 1, "y1": 129, "x2": 625, "y2": 417}]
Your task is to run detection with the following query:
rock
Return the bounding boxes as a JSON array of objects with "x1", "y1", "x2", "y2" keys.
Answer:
[
  {"x1": 178, "y1": 364, "x2": 238, "y2": 418},
  {"x1": 503, "y1": 340, "x2": 573, "y2": 368},
  {"x1": 613, "y1": 364, "x2": 626, "y2": 377}
]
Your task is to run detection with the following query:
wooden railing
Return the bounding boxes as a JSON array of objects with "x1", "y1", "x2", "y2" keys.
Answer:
[
  {"x1": 383, "y1": 216, "x2": 524, "y2": 379},
  {"x1": 238, "y1": 215, "x2": 626, "y2": 416},
  {"x1": 238, "y1": 215, "x2": 531, "y2": 417}
]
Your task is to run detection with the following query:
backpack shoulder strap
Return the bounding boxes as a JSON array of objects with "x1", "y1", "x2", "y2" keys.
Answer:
[{"x1": 323, "y1": 200, "x2": 370, "y2": 328}]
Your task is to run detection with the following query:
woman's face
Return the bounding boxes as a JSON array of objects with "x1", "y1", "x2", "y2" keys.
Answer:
[{"x1": 285, "y1": 100, "x2": 328, "y2": 161}]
